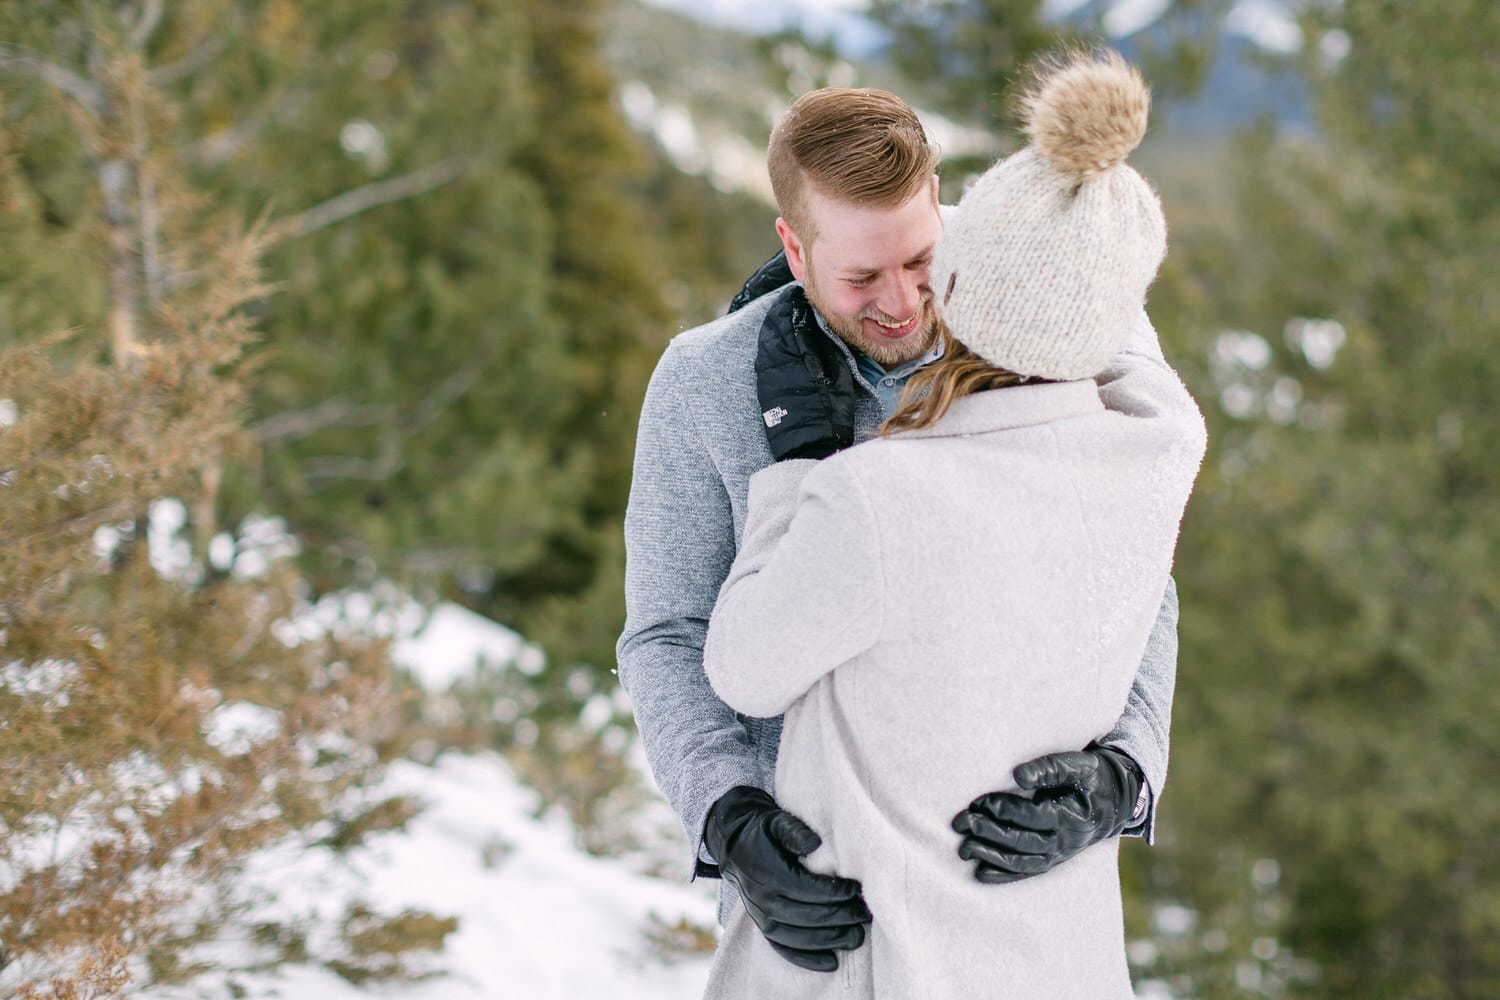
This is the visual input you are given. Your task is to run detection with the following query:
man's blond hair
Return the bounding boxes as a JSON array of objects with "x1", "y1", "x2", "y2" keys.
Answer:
[{"x1": 768, "y1": 88, "x2": 939, "y2": 245}]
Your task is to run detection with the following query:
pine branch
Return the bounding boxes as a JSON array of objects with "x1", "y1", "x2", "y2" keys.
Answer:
[
  {"x1": 166, "y1": 155, "x2": 471, "y2": 286},
  {"x1": 129, "y1": 0, "x2": 167, "y2": 52},
  {"x1": 98, "y1": 157, "x2": 142, "y2": 365},
  {"x1": 253, "y1": 398, "x2": 395, "y2": 444},
  {"x1": 301, "y1": 444, "x2": 403, "y2": 484},
  {"x1": 10, "y1": 501, "x2": 140, "y2": 552},
  {"x1": 407, "y1": 365, "x2": 484, "y2": 433},
  {"x1": 147, "y1": 34, "x2": 228, "y2": 88},
  {"x1": 274, "y1": 157, "x2": 472, "y2": 242},
  {"x1": 398, "y1": 547, "x2": 486, "y2": 574},
  {"x1": 0, "y1": 44, "x2": 104, "y2": 113},
  {"x1": 182, "y1": 91, "x2": 313, "y2": 167},
  {"x1": 127, "y1": 80, "x2": 166, "y2": 309},
  {"x1": 291, "y1": 360, "x2": 487, "y2": 486}
]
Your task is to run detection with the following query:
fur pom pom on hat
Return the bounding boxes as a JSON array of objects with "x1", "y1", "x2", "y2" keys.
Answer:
[
  {"x1": 931, "y1": 49, "x2": 1166, "y2": 380},
  {"x1": 1021, "y1": 49, "x2": 1151, "y2": 179}
]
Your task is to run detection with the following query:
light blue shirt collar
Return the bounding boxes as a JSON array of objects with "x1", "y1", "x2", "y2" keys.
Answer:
[{"x1": 812, "y1": 310, "x2": 945, "y2": 419}]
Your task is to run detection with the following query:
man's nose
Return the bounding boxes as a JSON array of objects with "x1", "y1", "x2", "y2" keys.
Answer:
[{"x1": 879, "y1": 271, "x2": 925, "y2": 321}]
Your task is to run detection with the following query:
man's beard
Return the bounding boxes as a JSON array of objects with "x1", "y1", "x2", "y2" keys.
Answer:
[{"x1": 804, "y1": 275, "x2": 939, "y2": 369}]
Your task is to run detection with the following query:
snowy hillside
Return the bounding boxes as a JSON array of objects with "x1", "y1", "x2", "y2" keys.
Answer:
[
  {"x1": 168, "y1": 751, "x2": 717, "y2": 999},
  {"x1": 152, "y1": 602, "x2": 720, "y2": 999}
]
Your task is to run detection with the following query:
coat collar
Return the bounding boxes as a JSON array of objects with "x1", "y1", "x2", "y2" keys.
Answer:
[{"x1": 888, "y1": 380, "x2": 1104, "y2": 440}]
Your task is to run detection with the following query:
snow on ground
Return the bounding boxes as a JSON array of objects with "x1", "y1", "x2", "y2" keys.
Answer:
[
  {"x1": 391, "y1": 600, "x2": 546, "y2": 691},
  {"x1": 170, "y1": 752, "x2": 717, "y2": 999},
  {"x1": 155, "y1": 601, "x2": 718, "y2": 998}
]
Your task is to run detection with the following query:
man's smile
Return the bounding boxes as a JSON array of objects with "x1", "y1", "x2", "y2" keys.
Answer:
[{"x1": 865, "y1": 311, "x2": 921, "y2": 339}]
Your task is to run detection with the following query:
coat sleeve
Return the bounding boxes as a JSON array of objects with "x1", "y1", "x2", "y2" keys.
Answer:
[
  {"x1": 1101, "y1": 578, "x2": 1179, "y2": 842},
  {"x1": 616, "y1": 344, "x2": 765, "y2": 874},
  {"x1": 1093, "y1": 309, "x2": 1208, "y2": 841},
  {"x1": 704, "y1": 458, "x2": 885, "y2": 720}
]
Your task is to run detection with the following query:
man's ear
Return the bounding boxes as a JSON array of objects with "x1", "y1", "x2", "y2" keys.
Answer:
[{"x1": 775, "y1": 217, "x2": 808, "y2": 282}]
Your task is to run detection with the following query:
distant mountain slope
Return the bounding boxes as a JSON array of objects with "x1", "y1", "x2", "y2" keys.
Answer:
[
  {"x1": 1081, "y1": 0, "x2": 1312, "y2": 134},
  {"x1": 618, "y1": 0, "x2": 1314, "y2": 143},
  {"x1": 607, "y1": 0, "x2": 999, "y2": 206}
]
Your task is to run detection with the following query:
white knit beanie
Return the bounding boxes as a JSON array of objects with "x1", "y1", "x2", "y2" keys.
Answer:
[{"x1": 931, "y1": 50, "x2": 1166, "y2": 380}]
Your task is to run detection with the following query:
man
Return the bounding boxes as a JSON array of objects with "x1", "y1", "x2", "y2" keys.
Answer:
[{"x1": 616, "y1": 87, "x2": 1178, "y2": 973}]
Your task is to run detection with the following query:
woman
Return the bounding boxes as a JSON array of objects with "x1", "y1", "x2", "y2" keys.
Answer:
[{"x1": 701, "y1": 51, "x2": 1207, "y2": 999}]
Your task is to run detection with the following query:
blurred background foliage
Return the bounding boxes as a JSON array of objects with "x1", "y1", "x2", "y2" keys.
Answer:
[{"x1": 1, "y1": 0, "x2": 1495, "y2": 996}]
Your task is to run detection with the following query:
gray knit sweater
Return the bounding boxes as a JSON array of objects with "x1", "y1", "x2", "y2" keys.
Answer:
[{"x1": 699, "y1": 321, "x2": 1206, "y2": 999}]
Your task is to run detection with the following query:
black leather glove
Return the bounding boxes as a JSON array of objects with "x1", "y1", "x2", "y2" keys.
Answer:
[
  {"x1": 727, "y1": 249, "x2": 795, "y2": 315},
  {"x1": 703, "y1": 786, "x2": 871, "y2": 972},
  {"x1": 754, "y1": 285, "x2": 858, "y2": 461},
  {"x1": 951, "y1": 744, "x2": 1144, "y2": 884}
]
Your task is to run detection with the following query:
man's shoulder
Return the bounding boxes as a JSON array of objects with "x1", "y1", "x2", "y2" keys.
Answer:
[
  {"x1": 639, "y1": 289, "x2": 787, "y2": 475},
  {"x1": 655, "y1": 285, "x2": 794, "y2": 382}
]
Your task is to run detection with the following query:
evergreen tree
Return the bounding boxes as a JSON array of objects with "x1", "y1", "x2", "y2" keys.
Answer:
[
  {"x1": 161, "y1": 0, "x2": 604, "y2": 652},
  {"x1": 162, "y1": 0, "x2": 678, "y2": 687},
  {"x1": 5, "y1": 0, "x2": 787, "y2": 847},
  {"x1": 868, "y1": 0, "x2": 1063, "y2": 120},
  {"x1": 864, "y1": 0, "x2": 1073, "y2": 192},
  {"x1": 1138, "y1": 3, "x2": 1500, "y2": 996},
  {"x1": 0, "y1": 7, "x2": 449, "y2": 990},
  {"x1": 482, "y1": 0, "x2": 669, "y2": 677},
  {"x1": 864, "y1": 0, "x2": 1226, "y2": 192}
]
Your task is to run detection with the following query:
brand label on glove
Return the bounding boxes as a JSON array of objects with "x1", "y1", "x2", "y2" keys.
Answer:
[{"x1": 762, "y1": 406, "x2": 789, "y2": 428}]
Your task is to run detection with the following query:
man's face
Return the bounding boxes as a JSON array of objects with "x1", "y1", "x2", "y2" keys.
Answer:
[{"x1": 777, "y1": 177, "x2": 942, "y2": 368}]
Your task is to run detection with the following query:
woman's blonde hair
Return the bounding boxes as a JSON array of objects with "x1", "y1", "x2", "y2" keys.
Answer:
[{"x1": 880, "y1": 326, "x2": 1026, "y2": 435}]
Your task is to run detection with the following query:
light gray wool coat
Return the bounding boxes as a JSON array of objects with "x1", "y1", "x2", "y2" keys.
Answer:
[
  {"x1": 616, "y1": 284, "x2": 1179, "y2": 900},
  {"x1": 699, "y1": 320, "x2": 1207, "y2": 1000}
]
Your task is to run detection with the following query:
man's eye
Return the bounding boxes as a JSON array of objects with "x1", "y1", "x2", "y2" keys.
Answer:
[{"x1": 846, "y1": 277, "x2": 873, "y2": 288}]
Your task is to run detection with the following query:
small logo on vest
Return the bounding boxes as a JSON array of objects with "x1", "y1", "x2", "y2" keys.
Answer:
[{"x1": 762, "y1": 406, "x2": 789, "y2": 428}]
